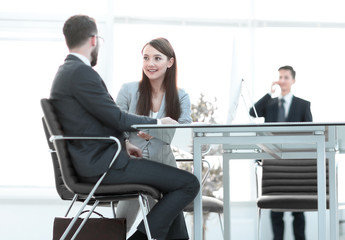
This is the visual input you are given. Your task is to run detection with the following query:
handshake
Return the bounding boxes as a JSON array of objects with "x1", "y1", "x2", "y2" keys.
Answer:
[{"x1": 136, "y1": 117, "x2": 178, "y2": 141}]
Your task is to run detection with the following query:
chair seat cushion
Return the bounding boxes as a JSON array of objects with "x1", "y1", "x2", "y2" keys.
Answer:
[
  {"x1": 257, "y1": 195, "x2": 329, "y2": 211},
  {"x1": 69, "y1": 183, "x2": 162, "y2": 201},
  {"x1": 184, "y1": 196, "x2": 223, "y2": 213}
]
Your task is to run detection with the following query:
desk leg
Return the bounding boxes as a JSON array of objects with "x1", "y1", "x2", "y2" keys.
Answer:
[
  {"x1": 223, "y1": 155, "x2": 231, "y2": 240},
  {"x1": 329, "y1": 153, "x2": 339, "y2": 240},
  {"x1": 193, "y1": 139, "x2": 203, "y2": 240},
  {"x1": 316, "y1": 135, "x2": 327, "y2": 240}
]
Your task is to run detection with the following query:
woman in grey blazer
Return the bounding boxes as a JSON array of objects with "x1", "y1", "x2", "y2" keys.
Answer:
[{"x1": 115, "y1": 38, "x2": 192, "y2": 237}]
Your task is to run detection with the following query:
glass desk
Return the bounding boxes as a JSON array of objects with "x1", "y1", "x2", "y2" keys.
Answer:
[{"x1": 133, "y1": 122, "x2": 345, "y2": 240}]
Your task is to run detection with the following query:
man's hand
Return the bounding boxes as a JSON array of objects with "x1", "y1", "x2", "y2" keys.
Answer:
[
  {"x1": 125, "y1": 140, "x2": 143, "y2": 158},
  {"x1": 271, "y1": 81, "x2": 280, "y2": 94},
  {"x1": 159, "y1": 117, "x2": 178, "y2": 125}
]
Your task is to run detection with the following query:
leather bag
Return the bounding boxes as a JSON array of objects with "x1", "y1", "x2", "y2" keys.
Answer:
[{"x1": 53, "y1": 211, "x2": 126, "y2": 240}]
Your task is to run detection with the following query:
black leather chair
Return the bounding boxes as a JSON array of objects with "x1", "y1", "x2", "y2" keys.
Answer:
[
  {"x1": 42, "y1": 118, "x2": 113, "y2": 213},
  {"x1": 255, "y1": 159, "x2": 329, "y2": 240},
  {"x1": 41, "y1": 98, "x2": 161, "y2": 240}
]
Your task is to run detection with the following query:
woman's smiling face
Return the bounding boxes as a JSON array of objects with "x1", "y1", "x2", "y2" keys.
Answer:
[{"x1": 142, "y1": 44, "x2": 174, "y2": 82}]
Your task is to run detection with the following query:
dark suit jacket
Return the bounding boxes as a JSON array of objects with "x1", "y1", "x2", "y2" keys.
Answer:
[
  {"x1": 50, "y1": 55, "x2": 157, "y2": 177},
  {"x1": 249, "y1": 93, "x2": 312, "y2": 122}
]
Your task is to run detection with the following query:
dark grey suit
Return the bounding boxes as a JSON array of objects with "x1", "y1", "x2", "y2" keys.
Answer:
[
  {"x1": 250, "y1": 93, "x2": 312, "y2": 240},
  {"x1": 50, "y1": 55, "x2": 157, "y2": 177},
  {"x1": 50, "y1": 54, "x2": 199, "y2": 239},
  {"x1": 249, "y1": 93, "x2": 312, "y2": 123}
]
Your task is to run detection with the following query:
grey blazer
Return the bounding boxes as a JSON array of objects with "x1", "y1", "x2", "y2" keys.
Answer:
[{"x1": 116, "y1": 81, "x2": 192, "y2": 167}]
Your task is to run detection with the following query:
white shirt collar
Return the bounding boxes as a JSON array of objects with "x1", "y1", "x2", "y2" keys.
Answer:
[
  {"x1": 69, "y1": 52, "x2": 91, "y2": 66},
  {"x1": 279, "y1": 92, "x2": 293, "y2": 105}
]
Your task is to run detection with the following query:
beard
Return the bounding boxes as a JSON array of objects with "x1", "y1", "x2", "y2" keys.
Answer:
[{"x1": 90, "y1": 42, "x2": 99, "y2": 67}]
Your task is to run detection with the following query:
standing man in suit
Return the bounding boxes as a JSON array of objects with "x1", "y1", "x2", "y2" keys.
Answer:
[
  {"x1": 249, "y1": 66, "x2": 312, "y2": 240},
  {"x1": 50, "y1": 15, "x2": 199, "y2": 240}
]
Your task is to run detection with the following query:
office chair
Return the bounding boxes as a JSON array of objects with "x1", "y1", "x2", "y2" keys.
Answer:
[
  {"x1": 177, "y1": 158, "x2": 224, "y2": 238},
  {"x1": 42, "y1": 118, "x2": 112, "y2": 210},
  {"x1": 41, "y1": 98, "x2": 161, "y2": 240},
  {"x1": 255, "y1": 159, "x2": 329, "y2": 240}
]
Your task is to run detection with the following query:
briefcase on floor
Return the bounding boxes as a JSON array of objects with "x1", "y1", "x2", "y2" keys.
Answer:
[{"x1": 53, "y1": 211, "x2": 126, "y2": 240}]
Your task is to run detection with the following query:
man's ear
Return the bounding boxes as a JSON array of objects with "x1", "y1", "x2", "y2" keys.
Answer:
[{"x1": 90, "y1": 36, "x2": 97, "y2": 47}]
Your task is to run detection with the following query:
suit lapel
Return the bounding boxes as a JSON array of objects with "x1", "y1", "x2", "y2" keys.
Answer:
[
  {"x1": 271, "y1": 98, "x2": 279, "y2": 122},
  {"x1": 286, "y1": 96, "x2": 296, "y2": 122}
]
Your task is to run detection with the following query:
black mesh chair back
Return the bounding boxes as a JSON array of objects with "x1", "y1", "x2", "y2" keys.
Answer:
[{"x1": 257, "y1": 158, "x2": 329, "y2": 211}]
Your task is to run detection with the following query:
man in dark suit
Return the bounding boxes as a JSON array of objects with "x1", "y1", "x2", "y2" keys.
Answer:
[
  {"x1": 50, "y1": 15, "x2": 199, "y2": 240},
  {"x1": 249, "y1": 66, "x2": 312, "y2": 240}
]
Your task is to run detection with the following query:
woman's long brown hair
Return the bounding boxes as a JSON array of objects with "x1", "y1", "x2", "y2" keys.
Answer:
[{"x1": 136, "y1": 38, "x2": 181, "y2": 120}]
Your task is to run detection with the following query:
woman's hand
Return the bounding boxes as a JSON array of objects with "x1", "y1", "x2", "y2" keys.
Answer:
[
  {"x1": 125, "y1": 140, "x2": 143, "y2": 158},
  {"x1": 160, "y1": 117, "x2": 178, "y2": 125},
  {"x1": 137, "y1": 131, "x2": 153, "y2": 141}
]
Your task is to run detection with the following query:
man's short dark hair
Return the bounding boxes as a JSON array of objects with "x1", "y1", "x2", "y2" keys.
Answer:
[
  {"x1": 278, "y1": 65, "x2": 296, "y2": 79},
  {"x1": 63, "y1": 15, "x2": 97, "y2": 49}
]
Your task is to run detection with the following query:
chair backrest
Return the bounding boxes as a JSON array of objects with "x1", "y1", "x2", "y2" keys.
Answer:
[
  {"x1": 261, "y1": 159, "x2": 329, "y2": 196},
  {"x1": 42, "y1": 117, "x2": 75, "y2": 200},
  {"x1": 41, "y1": 98, "x2": 82, "y2": 194}
]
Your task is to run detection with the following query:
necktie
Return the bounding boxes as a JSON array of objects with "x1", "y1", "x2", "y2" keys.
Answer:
[{"x1": 277, "y1": 98, "x2": 286, "y2": 122}]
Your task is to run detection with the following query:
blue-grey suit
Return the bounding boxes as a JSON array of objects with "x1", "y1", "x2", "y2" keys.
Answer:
[
  {"x1": 50, "y1": 55, "x2": 199, "y2": 239},
  {"x1": 116, "y1": 81, "x2": 192, "y2": 166},
  {"x1": 115, "y1": 81, "x2": 192, "y2": 235}
]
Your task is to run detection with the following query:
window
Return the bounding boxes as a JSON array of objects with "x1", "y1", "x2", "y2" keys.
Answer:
[{"x1": 1, "y1": 1, "x2": 345, "y2": 203}]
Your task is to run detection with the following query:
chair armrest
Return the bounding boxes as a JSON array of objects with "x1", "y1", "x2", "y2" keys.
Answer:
[
  {"x1": 201, "y1": 145, "x2": 212, "y2": 156},
  {"x1": 255, "y1": 159, "x2": 262, "y2": 166},
  {"x1": 176, "y1": 158, "x2": 210, "y2": 186},
  {"x1": 201, "y1": 159, "x2": 211, "y2": 185},
  {"x1": 49, "y1": 135, "x2": 121, "y2": 171},
  {"x1": 254, "y1": 160, "x2": 262, "y2": 198}
]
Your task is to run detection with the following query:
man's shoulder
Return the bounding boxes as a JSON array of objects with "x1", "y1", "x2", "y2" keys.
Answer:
[
  {"x1": 292, "y1": 96, "x2": 311, "y2": 105},
  {"x1": 59, "y1": 55, "x2": 89, "y2": 74},
  {"x1": 261, "y1": 93, "x2": 277, "y2": 105},
  {"x1": 53, "y1": 57, "x2": 99, "y2": 93},
  {"x1": 65, "y1": 57, "x2": 97, "y2": 78}
]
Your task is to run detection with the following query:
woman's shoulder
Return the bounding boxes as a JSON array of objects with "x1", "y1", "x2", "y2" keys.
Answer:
[
  {"x1": 119, "y1": 81, "x2": 140, "y2": 94},
  {"x1": 177, "y1": 87, "x2": 190, "y2": 99},
  {"x1": 122, "y1": 81, "x2": 139, "y2": 89}
]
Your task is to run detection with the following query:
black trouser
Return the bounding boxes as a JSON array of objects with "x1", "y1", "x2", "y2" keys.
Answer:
[
  {"x1": 102, "y1": 158, "x2": 200, "y2": 240},
  {"x1": 271, "y1": 211, "x2": 305, "y2": 240}
]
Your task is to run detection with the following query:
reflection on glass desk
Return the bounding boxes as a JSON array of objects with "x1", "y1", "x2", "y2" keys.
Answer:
[{"x1": 133, "y1": 122, "x2": 345, "y2": 240}]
